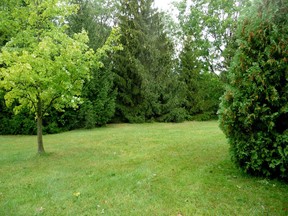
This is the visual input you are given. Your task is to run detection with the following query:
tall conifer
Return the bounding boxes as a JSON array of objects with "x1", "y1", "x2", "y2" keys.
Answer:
[{"x1": 113, "y1": 0, "x2": 185, "y2": 122}]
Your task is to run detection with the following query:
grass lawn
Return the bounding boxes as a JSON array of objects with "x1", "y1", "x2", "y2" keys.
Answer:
[{"x1": 0, "y1": 121, "x2": 287, "y2": 215}]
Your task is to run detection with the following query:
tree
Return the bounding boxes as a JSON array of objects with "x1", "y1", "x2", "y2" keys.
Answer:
[
  {"x1": 68, "y1": 0, "x2": 117, "y2": 50},
  {"x1": 219, "y1": 0, "x2": 288, "y2": 179},
  {"x1": 177, "y1": 0, "x2": 250, "y2": 75},
  {"x1": 174, "y1": 0, "x2": 250, "y2": 119},
  {"x1": 0, "y1": 0, "x2": 34, "y2": 135},
  {"x1": 0, "y1": 0, "x2": 94, "y2": 153},
  {"x1": 113, "y1": 0, "x2": 185, "y2": 123},
  {"x1": 0, "y1": 0, "x2": 19, "y2": 48},
  {"x1": 65, "y1": 0, "x2": 120, "y2": 128},
  {"x1": 178, "y1": 38, "x2": 224, "y2": 120}
]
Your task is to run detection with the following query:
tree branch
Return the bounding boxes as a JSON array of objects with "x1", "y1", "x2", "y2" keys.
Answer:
[{"x1": 43, "y1": 94, "x2": 61, "y2": 115}]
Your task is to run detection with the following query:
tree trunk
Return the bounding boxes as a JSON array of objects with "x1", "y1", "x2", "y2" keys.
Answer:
[{"x1": 37, "y1": 99, "x2": 45, "y2": 154}]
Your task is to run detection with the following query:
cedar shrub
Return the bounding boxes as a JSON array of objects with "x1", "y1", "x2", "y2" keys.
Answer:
[{"x1": 219, "y1": 0, "x2": 288, "y2": 180}]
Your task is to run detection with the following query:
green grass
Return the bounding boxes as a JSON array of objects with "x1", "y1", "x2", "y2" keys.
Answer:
[{"x1": 0, "y1": 121, "x2": 287, "y2": 215}]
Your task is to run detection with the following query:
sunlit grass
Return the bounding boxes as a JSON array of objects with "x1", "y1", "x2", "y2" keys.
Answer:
[{"x1": 0, "y1": 121, "x2": 287, "y2": 215}]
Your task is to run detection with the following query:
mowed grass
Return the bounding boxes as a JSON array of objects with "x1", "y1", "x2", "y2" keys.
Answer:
[{"x1": 0, "y1": 121, "x2": 287, "y2": 215}]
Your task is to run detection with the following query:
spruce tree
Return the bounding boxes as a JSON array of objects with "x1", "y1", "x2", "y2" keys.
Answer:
[{"x1": 113, "y1": 0, "x2": 185, "y2": 123}]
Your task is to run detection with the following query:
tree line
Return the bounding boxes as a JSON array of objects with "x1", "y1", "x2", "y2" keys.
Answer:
[{"x1": 1, "y1": 0, "x2": 243, "y2": 136}]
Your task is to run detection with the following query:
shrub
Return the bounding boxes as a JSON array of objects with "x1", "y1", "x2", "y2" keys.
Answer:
[
  {"x1": 159, "y1": 107, "x2": 187, "y2": 123},
  {"x1": 219, "y1": 0, "x2": 288, "y2": 180}
]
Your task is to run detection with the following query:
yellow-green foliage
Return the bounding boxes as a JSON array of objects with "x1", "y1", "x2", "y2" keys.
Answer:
[{"x1": 0, "y1": 0, "x2": 93, "y2": 115}]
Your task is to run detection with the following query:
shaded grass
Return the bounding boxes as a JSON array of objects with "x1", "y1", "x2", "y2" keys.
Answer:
[{"x1": 0, "y1": 121, "x2": 287, "y2": 215}]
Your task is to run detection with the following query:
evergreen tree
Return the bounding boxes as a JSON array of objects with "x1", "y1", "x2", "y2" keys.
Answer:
[
  {"x1": 179, "y1": 39, "x2": 224, "y2": 120},
  {"x1": 219, "y1": 0, "x2": 288, "y2": 179},
  {"x1": 113, "y1": 0, "x2": 185, "y2": 123}
]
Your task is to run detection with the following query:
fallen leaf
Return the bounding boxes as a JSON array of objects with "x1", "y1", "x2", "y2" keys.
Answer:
[
  {"x1": 36, "y1": 207, "x2": 44, "y2": 213},
  {"x1": 73, "y1": 192, "x2": 81, "y2": 197}
]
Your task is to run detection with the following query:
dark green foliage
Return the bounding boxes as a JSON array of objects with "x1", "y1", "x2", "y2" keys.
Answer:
[
  {"x1": 60, "y1": 69, "x2": 116, "y2": 130},
  {"x1": 0, "y1": 112, "x2": 36, "y2": 135},
  {"x1": 179, "y1": 42, "x2": 224, "y2": 120},
  {"x1": 113, "y1": 0, "x2": 185, "y2": 123},
  {"x1": 112, "y1": 0, "x2": 154, "y2": 122},
  {"x1": 0, "y1": 90, "x2": 35, "y2": 135},
  {"x1": 219, "y1": 0, "x2": 288, "y2": 180},
  {"x1": 80, "y1": 63, "x2": 116, "y2": 128},
  {"x1": 68, "y1": 0, "x2": 116, "y2": 51},
  {"x1": 0, "y1": 91, "x2": 65, "y2": 135},
  {"x1": 66, "y1": 0, "x2": 117, "y2": 128},
  {"x1": 158, "y1": 107, "x2": 187, "y2": 123},
  {"x1": 112, "y1": 49, "x2": 147, "y2": 123}
]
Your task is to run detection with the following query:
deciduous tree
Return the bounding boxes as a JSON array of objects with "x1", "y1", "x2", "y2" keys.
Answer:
[
  {"x1": 175, "y1": 0, "x2": 249, "y2": 119},
  {"x1": 0, "y1": 0, "x2": 94, "y2": 153},
  {"x1": 177, "y1": 0, "x2": 250, "y2": 75}
]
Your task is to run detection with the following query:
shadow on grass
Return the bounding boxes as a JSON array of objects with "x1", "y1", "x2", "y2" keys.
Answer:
[
  {"x1": 36, "y1": 151, "x2": 54, "y2": 157},
  {"x1": 32, "y1": 151, "x2": 57, "y2": 160}
]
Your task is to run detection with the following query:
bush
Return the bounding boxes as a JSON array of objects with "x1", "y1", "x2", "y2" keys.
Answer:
[
  {"x1": 219, "y1": 0, "x2": 288, "y2": 180},
  {"x1": 158, "y1": 108, "x2": 187, "y2": 123}
]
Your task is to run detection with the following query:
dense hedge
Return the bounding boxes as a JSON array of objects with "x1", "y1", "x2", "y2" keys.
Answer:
[{"x1": 219, "y1": 0, "x2": 288, "y2": 180}]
